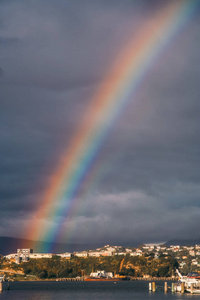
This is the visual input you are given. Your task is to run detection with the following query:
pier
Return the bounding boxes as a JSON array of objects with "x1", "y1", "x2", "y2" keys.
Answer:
[
  {"x1": 131, "y1": 276, "x2": 176, "y2": 281},
  {"x1": 148, "y1": 281, "x2": 200, "y2": 294},
  {"x1": 149, "y1": 282, "x2": 176, "y2": 293}
]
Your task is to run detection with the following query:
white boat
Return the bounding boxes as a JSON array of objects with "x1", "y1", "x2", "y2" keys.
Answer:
[{"x1": 175, "y1": 269, "x2": 200, "y2": 294}]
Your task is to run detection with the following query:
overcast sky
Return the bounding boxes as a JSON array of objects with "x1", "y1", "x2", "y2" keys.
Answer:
[{"x1": 1, "y1": 0, "x2": 200, "y2": 246}]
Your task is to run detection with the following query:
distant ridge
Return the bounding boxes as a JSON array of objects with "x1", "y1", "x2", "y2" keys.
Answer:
[
  {"x1": 2, "y1": 237, "x2": 199, "y2": 256},
  {"x1": 0, "y1": 237, "x2": 144, "y2": 255},
  {"x1": 0, "y1": 236, "x2": 105, "y2": 256},
  {"x1": 165, "y1": 239, "x2": 200, "y2": 246}
]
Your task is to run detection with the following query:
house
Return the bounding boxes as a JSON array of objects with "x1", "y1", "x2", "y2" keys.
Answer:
[
  {"x1": 74, "y1": 251, "x2": 88, "y2": 258},
  {"x1": 29, "y1": 253, "x2": 53, "y2": 259},
  {"x1": 56, "y1": 252, "x2": 72, "y2": 259},
  {"x1": 88, "y1": 251, "x2": 101, "y2": 257}
]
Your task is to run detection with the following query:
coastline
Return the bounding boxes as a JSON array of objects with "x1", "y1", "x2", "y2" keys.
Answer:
[{"x1": 9, "y1": 277, "x2": 177, "y2": 282}]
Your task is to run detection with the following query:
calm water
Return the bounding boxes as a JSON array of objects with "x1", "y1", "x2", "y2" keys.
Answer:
[{"x1": 0, "y1": 281, "x2": 199, "y2": 300}]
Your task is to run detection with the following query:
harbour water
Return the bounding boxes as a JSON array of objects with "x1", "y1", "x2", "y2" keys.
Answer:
[{"x1": 0, "y1": 281, "x2": 199, "y2": 300}]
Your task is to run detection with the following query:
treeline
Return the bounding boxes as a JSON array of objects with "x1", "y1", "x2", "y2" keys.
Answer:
[{"x1": 21, "y1": 254, "x2": 178, "y2": 279}]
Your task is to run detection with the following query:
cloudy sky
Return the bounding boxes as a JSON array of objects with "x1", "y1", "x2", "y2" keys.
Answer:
[{"x1": 1, "y1": 0, "x2": 200, "y2": 246}]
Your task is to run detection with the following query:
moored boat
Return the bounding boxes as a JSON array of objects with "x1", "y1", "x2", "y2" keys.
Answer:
[
  {"x1": 175, "y1": 269, "x2": 200, "y2": 294},
  {"x1": 84, "y1": 270, "x2": 130, "y2": 281},
  {"x1": 84, "y1": 276, "x2": 130, "y2": 281}
]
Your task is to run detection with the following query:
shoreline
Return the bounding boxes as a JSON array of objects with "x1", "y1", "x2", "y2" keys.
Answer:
[{"x1": 7, "y1": 277, "x2": 178, "y2": 282}]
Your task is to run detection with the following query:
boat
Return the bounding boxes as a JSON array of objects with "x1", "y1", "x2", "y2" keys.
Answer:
[
  {"x1": 84, "y1": 270, "x2": 130, "y2": 281},
  {"x1": 85, "y1": 276, "x2": 130, "y2": 281},
  {"x1": 187, "y1": 272, "x2": 200, "y2": 279},
  {"x1": 175, "y1": 269, "x2": 200, "y2": 294}
]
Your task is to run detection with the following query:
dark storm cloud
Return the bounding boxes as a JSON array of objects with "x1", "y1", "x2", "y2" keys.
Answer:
[
  {"x1": 60, "y1": 187, "x2": 200, "y2": 244},
  {"x1": 0, "y1": 68, "x2": 4, "y2": 76},
  {"x1": 0, "y1": 0, "x2": 142, "y2": 90},
  {"x1": 0, "y1": 0, "x2": 200, "y2": 244}
]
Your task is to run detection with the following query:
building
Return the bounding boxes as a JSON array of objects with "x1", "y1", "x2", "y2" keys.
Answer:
[
  {"x1": 5, "y1": 249, "x2": 53, "y2": 263},
  {"x1": 90, "y1": 270, "x2": 113, "y2": 278},
  {"x1": 17, "y1": 249, "x2": 33, "y2": 254},
  {"x1": 57, "y1": 253, "x2": 72, "y2": 259},
  {"x1": 74, "y1": 251, "x2": 88, "y2": 258},
  {"x1": 88, "y1": 251, "x2": 101, "y2": 257},
  {"x1": 29, "y1": 253, "x2": 52, "y2": 259},
  {"x1": 15, "y1": 249, "x2": 34, "y2": 263}
]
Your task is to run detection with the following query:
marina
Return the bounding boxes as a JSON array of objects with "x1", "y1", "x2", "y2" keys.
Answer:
[
  {"x1": 1, "y1": 269, "x2": 200, "y2": 297},
  {"x1": 147, "y1": 270, "x2": 200, "y2": 294},
  {"x1": 174, "y1": 270, "x2": 200, "y2": 294}
]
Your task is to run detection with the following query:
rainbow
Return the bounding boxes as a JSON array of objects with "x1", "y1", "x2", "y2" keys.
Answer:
[{"x1": 26, "y1": 0, "x2": 199, "y2": 251}]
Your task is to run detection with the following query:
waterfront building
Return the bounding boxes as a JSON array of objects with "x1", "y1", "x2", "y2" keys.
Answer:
[{"x1": 90, "y1": 270, "x2": 113, "y2": 278}]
